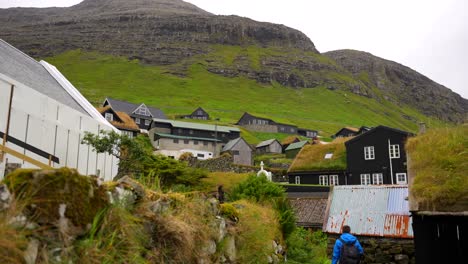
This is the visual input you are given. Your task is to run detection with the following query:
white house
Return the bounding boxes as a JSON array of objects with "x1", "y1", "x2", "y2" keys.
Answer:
[{"x1": 0, "y1": 39, "x2": 119, "y2": 180}]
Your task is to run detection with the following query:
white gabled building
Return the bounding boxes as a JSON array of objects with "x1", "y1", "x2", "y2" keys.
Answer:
[{"x1": 0, "y1": 39, "x2": 119, "y2": 180}]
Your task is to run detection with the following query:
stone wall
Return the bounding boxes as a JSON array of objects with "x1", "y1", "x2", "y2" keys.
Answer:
[
  {"x1": 327, "y1": 234, "x2": 415, "y2": 264},
  {"x1": 184, "y1": 154, "x2": 287, "y2": 180}
]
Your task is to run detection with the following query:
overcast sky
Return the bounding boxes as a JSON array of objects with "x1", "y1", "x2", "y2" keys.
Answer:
[{"x1": 1, "y1": 0, "x2": 467, "y2": 98}]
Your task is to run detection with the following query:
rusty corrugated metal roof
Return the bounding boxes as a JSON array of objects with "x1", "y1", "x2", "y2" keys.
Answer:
[{"x1": 324, "y1": 185, "x2": 413, "y2": 238}]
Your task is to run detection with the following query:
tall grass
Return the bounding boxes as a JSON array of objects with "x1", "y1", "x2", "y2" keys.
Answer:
[{"x1": 406, "y1": 125, "x2": 468, "y2": 211}]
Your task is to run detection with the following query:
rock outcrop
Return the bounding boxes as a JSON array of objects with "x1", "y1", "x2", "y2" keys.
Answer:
[
  {"x1": 325, "y1": 50, "x2": 468, "y2": 123},
  {"x1": 0, "y1": 0, "x2": 466, "y2": 122}
]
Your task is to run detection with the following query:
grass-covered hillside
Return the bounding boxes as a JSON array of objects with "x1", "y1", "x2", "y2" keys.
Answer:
[{"x1": 46, "y1": 48, "x2": 446, "y2": 143}]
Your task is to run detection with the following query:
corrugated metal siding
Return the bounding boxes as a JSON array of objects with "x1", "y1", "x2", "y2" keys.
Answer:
[{"x1": 324, "y1": 185, "x2": 413, "y2": 238}]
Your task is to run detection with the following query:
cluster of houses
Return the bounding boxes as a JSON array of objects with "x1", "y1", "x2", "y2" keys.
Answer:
[{"x1": 1, "y1": 39, "x2": 463, "y2": 263}]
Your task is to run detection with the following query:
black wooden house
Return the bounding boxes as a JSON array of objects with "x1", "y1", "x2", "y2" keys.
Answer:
[
  {"x1": 182, "y1": 107, "x2": 210, "y2": 120},
  {"x1": 345, "y1": 126, "x2": 412, "y2": 185},
  {"x1": 103, "y1": 98, "x2": 167, "y2": 130},
  {"x1": 333, "y1": 126, "x2": 371, "y2": 138}
]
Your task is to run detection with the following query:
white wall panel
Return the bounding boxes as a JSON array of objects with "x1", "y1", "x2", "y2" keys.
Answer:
[
  {"x1": 66, "y1": 130, "x2": 80, "y2": 169},
  {"x1": 54, "y1": 127, "x2": 69, "y2": 168}
]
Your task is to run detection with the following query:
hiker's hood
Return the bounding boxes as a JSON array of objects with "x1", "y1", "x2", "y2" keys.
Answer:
[{"x1": 340, "y1": 233, "x2": 357, "y2": 244}]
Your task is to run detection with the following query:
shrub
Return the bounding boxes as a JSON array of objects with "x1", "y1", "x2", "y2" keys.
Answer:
[
  {"x1": 286, "y1": 228, "x2": 329, "y2": 264},
  {"x1": 229, "y1": 175, "x2": 285, "y2": 202}
]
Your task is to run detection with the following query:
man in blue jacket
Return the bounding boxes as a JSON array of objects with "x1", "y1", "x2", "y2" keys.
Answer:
[{"x1": 332, "y1": 225, "x2": 364, "y2": 264}]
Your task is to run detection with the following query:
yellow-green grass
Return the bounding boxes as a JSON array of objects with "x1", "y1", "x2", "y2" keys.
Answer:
[
  {"x1": 289, "y1": 139, "x2": 350, "y2": 172},
  {"x1": 45, "y1": 48, "x2": 446, "y2": 139},
  {"x1": 233, "y1": 200, "x2": 283, "y2": 263},
  {"x1": 406, "y1": 125, "x2": 468, "y2": 211},
  {"x1": 201, "y1": 172, "x2": 251, "y2": 193}
]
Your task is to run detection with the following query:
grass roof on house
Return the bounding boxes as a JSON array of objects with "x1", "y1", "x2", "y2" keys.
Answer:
[
  {"x1": 288, "y1": 138, "x2": 349, "y2": 172},
  {"x1": 282, "y1": 136, "x2": 300, "y2": 145},
  {"x1": 406, "y1": 125, "x2": 468, "y2": 212}
]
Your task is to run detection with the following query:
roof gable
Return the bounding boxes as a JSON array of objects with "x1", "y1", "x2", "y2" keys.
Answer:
[
  {"x1": 104, "y1": 97, "x2": 167, "y2": 119},
  {"x1": 132, "y1": 103, "x2": 152, "y2": 117},
  {"x1": 191, "y1": 107, "x2": 208, "y2": 116}
]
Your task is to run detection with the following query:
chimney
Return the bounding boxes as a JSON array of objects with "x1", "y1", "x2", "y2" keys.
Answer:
[{"x1": 418, "y1": 122, "x2": 426, "y2": 134}]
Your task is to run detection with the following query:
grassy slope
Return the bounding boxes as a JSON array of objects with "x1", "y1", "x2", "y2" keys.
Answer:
[{"x1": 46, "y1": 48, "x2": 446, "y2": 143}]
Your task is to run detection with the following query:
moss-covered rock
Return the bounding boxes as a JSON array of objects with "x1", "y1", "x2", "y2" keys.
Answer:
[{"x1": 4, "y1": 168, "x2": 109, "y2": 227}]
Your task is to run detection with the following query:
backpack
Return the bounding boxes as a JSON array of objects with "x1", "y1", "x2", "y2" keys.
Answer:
[{"x1": 339, "y1": 238, "x2": 360, "y2": 264}]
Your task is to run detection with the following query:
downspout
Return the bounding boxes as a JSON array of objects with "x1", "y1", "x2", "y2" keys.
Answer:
[
  {"x1": 1, "y1": 85, "x2": 15, "y2": 163},
  {"x1": 388, "y1": 139, "x2": 394, "y2": 184}
]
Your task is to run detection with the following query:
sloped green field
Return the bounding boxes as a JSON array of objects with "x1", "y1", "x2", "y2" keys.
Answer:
[{"x1": 46, "y1": 49, "x2": 445, "y2": 143}]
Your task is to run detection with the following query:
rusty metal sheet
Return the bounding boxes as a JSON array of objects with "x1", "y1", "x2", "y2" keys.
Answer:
[{"x1": 324, "y1": 185, "x2": 413, "y2": 238}]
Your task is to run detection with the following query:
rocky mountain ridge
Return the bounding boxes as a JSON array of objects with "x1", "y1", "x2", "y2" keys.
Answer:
[{"x1": 0, "y1": 0, "x2": 466, "y2": 123}]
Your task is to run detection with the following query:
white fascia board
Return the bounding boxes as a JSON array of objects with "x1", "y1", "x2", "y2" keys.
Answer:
[{"x1": 40, "y1": 60, "x2": 119, "y2": 133}]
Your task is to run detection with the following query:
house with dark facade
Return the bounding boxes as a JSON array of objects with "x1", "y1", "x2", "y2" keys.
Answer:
[
  {"x1": 236, "y1": 112, "x2": 316, "y2": 137},
  {"x1": 345, "y1": 125, "x2": 412, "y2": 185},
  {"x1": 256, "y1": 139, "x2": 282, "y2": 154},
  {"x1": 297, "y1": 128, "x2": 318, "y2": 139},
  {"x1": 287, "y1": 140, "x2": 348, "y2": 185},
  {"x1": 181, "y1": 107, "x2": 210, "y2": 120},
  {"x1": 97, "y1": 106, "x2": 140, "y2": 138},
  {"x1": 102, "y1": 98, "x2": 167, "y2": 131},
  {"x1": 221, "y1": 137, "x2": 253, "y2": 166},
  {"x1": 149, "y1": 118, "x2": 240, "y2": 159},
  {"x1": 333, "y1": 126, "x2": 371, "y2": 138}
]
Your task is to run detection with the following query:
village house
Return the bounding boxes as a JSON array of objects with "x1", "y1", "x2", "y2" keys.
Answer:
[
  {"x1": 297, "y1": 128, "x2": 318, "y2": 139},
  {"x1": 324, "y1": 185, "x2": 415, "y2": 263},
  {"x1": 149, "y1": 118, "x2": 240, "y2": 159},
  {"x1": 287, "y1": 139, "x2": 348, "y2": 185},
  {"x1": 256, "y1": 139, "x2": 282, "y2": 154},
  {"x1": 0, "y1": 39, "x2": 118, "y2": 180},
  {"x1": 102, "y1": 97, "x2": 166, "y2": 131},
  {"x1": 281, "y1": 136, "x2": 300, "y2": 152},
  {"x1": 345, "y1": 125, "x2": 412, "y2": 185},
  {"x1": 236, "y1": 112, "x2": 316, "y2": 137},
  {"x1": 332, "y1": 126, "x2": 370, "y2": 138},
  {"x1": 97, "y1": 106, "x2": 139, "y2": 138},
  {"x1": 221, "y1": 137, "x2": 253, "y2": 166},
  {"x1": 181, "y1": 107, "x2": 210, "y2": 120},
  {"x1": 284, "y1": 140, "x2": 309, "y2": 159}
]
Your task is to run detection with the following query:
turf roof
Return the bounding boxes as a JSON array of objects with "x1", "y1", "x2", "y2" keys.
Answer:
[{"x1": 288, "y1": 139, "x2": 348, "y2": 172}]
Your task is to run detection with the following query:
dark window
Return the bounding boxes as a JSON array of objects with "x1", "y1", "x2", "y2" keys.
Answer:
[
  {"x1": 232, "y1": 150, "x2": 240, "y2": 155},
  {"x1": 194, "y1": 140, "x2": 199, "y2": 145},
  {"x1": 212, "y1": 142, "x2": 216, "y2": 146},
  {"x1": 173, "y1": 139, "x2": 179, "y2": 144},
  {"x1": 168, "y1": 156, "x2": 175, "y2": 159},
  {"x1": 203, "y1": 141, "x2": 209, "y2": 146},
  {"x1": 184, "y1": 140, "x2": 189, "y2": 144},
  {"x1": 197, "y1": 153, "x2": 204, "y2": 158}
]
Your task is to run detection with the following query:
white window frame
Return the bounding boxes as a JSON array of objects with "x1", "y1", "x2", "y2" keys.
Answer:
[
  {"x1": 295, "y1": 176, "x2": 301, "y2": 184},
  {"x1": 364, "y1": 146, "x2": 375, "y2": 160},
  {"x1": 144, "y1": 119, "x2": 150, "y2": 126},
  {"x1": 372, "y1": 173, "x2": 383, "y2": 185},
  {"x1": 360, "y1": 174, "x2": 371, "y2": 185},
  {"x1": 104, "y1": 113, "x2": 113, "y2": 121},
  {"x1": 329, "y1": 175, "x2": 339, "y2": 186},
  {"x1": 133, "y1": 104, "x2": 152, "y2": 117},
  {"x1": 389, "y1": 144, "x2": 400, "y2": 159},
  {"x1": 135, "y1": 118, "x2": 140, "y2": 124},
  {"x1": 319, "y1": 175, "x2": 328, "y2": 186},
  {"x1": 396, "y1": 173, "x2": 407, "y2": 185}
]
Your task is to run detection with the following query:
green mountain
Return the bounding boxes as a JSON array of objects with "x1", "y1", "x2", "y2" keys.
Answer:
[{"x1": 0, "y1": 0, "x2": 465, "y2": 142}]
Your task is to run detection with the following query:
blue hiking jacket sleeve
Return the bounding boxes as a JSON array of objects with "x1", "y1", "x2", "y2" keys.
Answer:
[{"x1": 332, "y1": 233, "x2": 364, "y2": 264}]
